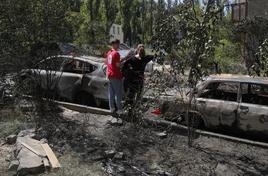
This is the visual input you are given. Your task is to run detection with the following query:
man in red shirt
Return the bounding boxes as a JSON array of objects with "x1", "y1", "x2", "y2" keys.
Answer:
[{"x1": 106, "y1": 39, "x2": 123, "y2": 113}]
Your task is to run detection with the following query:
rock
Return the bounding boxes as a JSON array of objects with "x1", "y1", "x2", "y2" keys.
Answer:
[
  {"x1": 17, "y1": 147, "x2": 45, "y2": 176},
  {"x1": 105, "y1": 150, "x2": 116, "y2": 158},
  {"x1": 215, "y1": 163, "x2": 236, "y2": 176},
  {"x1": 8, "y1": 160, "x2": 19, "y2": 171},
  {"x1": 40, "y1": 138, "x2": 48, "y2": 144},
  {"x1": 155, "y1": 170, "x2": 174, "y2": 176},
  {"x1": 117, "y1": 165, "x2": 126, "y2": 173},
  {"x1": 156, "y1": 131, "x2": 167, "y2": 138},
  {"x1": 17, "y1": 129, "x2": 36, "y2": 138},
  {"x1": 6, "y1": 134, "x2": 17, "y2": 145},
  {"x1": 113, "y1": 152, "x2": 124, "y2": 160},
  {"x1": 109, "y1": 118, "x2": 123, "y2": 126},
  {"x1": 104, "y1": 161, "x2": 126, "y2": 175},
  {"x1": 16, "y1": 136, "x2": 47, "y2": 176},
  {"x1": 5, "y1": 154, "x2": 12, "y2": 162}
]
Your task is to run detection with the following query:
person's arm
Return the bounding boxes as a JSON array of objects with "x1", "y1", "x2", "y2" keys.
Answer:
[
  {"x1": 122, "y1": 58, "x2": 135, "y2": 77},
  {"x1": 144, "y1": 55, "x2": 155, "y2": 64},
  {"x1": 121, "y1": 50, "x2": 135, "y2": 63}
]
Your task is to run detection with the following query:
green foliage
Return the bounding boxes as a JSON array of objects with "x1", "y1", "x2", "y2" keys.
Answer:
[
  {"x1": 250, "y1": 39, "x2": 268, "y2": 77},
  {"x1": 0, "y1": 0, "x2": 72, "y2": 69},
  {"x1": 155, "y1": 0, "x2": 224, "y2": 85},
  {"x1": 73, "y1": 1, "x2": 108, "y2": 46},
  {"x1": 214, "y1": 14, "x2": 243, "y2": 73},
  {"x1": 237, "y1": 17, "x2": 268, "y2": 69},
  {"x1": 215, "y1": 39, "x2": 242, "y2": 73}
]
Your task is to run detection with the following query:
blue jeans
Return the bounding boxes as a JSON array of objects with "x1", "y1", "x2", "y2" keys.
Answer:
[{"x1": 108, "y1": 78, "x2": 123, "y2": 111}]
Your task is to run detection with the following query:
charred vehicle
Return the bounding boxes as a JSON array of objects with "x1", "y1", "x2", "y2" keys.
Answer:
[
  {"x1": 160, "y1": 75, "x2": 268, "y2": 136},
  {"x1": 21, "y1": 55, "x2": 109, "y2": 107}
]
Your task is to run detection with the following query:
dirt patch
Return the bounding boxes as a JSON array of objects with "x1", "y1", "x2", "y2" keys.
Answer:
[
  {"x1": 0, "y1": 143, "x2": 15, "y2": 176},
  {"x1": 1, "y1": 106, "x2": 268, "y2": 175},
  {"x1": 36, "y1": 107, "x2": 268, "y2": 175}
]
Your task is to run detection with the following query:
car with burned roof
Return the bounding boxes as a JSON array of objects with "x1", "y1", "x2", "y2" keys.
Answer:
[
  {"x1": 160, "y1": 75, "x2": 268, "y2": 136},
  {"x1": 20, "y1": 55, "x2": 109, "y2": 107}
]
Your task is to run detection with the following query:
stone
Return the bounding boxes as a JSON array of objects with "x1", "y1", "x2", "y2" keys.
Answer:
[
  {"x1": 109, "y1": 118, "x2": 123, "y2": 126},
  {"x1": 17, "y1": 147, "x2": 45, "y2": 176},
  {"x1": 215, "y1": 163, "x2": 237, "y2": 176},
  {"x1": 155, "y1": 170, "x2": 174, "y2": 176},
  {"x1": 17, "y1": 129, "x2": 36, "y2": 138},
  {"x1": 104, "y1": 162, "x2": 126, "y2": 175},
  {"x1": 16, "y1": 136, "x2": 47, "y2": 176},
  {"x1": 117, "y1": 165, "x2": 126, "y2": 173},
  {"x1": 6, "y1": 134, "x2": 17, "y2": 145},
  {"x1": 8, "y1": 160, "x2": 19, "y2": 171},
  {"x1": 156, "y1": 131, "x2": 167, "y2": 138},
  {"x1": 40, "y1": 138, "x2": 48, "y2": 144},
  {"x1": 6, "y1": 154, "x2": 11, "y2": 160},
  {"x1": 113, "y1": 152, "x2": 124, "y2": 160},
  {"x1": 16, "y1": 137, "x2": 47, "y2": 157},
  {"x1": 105, "y1": 150, "x2": 116, "y2": 158}
]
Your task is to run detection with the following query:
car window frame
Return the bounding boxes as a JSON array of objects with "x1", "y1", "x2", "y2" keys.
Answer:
[
  {"x1": 81, "y1": 61, "x2": 98, "y2": 74},
  {"x1": 61, "y1": 57, "x2": 86, "y2": 74},
  {"x1": 239, "y1": 82, "x2": 268, "y2": 106},
  {"x1": 36, "y1": 56, "x2": 66, "y2": 71},
  {"x1": 197, "y1": 80, "x2": 240, "y2": 103}
]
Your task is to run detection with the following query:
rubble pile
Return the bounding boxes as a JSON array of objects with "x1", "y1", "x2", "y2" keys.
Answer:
[{"x1": 6, "y1": 129, "x2": 60, "y2": 176}]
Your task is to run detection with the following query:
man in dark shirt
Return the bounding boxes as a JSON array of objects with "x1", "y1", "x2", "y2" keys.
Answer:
[{"x1": 122, "y1": 44, "x2": 154, "y2": 106}]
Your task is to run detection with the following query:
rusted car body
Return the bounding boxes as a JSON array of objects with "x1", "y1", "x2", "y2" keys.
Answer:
[
  {"x1": 21, "y1": 55, "x2": 109, "y2": 106},
  {"x1": 161, "y1": 75, "x2": 268, "y2": 136}
]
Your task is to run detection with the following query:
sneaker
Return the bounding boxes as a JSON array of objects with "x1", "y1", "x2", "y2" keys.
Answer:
[
  {"x1": 116, "y1": 110, "x2": 124, "y2": 115},
  {"x1": 110, "y1": 108, "x2": 116, "y2": 114}
]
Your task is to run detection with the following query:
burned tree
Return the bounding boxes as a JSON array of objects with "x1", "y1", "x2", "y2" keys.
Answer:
[{"x1": 152, "y1": 0, "x2": 224, "y2": 146}]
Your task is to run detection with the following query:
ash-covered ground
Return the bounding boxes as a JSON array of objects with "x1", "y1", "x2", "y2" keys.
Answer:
[{"x1": 1, "y1": 106, "x2": 268, "y2": 176}]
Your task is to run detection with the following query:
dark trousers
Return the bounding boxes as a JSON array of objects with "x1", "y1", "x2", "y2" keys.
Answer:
[{"x1": 124, "y1": 79, "x2": 144, "y2": 106}]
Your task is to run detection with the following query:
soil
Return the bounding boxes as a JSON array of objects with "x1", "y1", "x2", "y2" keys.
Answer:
[
  {"x1": 0, "y1": 142, "x2": 15, "y2": 176},
  {"x1": 1, "y1": 106, "x2": 268, "y2": 176}
]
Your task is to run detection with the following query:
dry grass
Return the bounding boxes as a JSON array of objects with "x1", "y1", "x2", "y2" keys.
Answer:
[
  {"x1": 0, "y1": 108, "x2": 35, "y2": 138},
  {"x1": 41, "y1": 152, "x2": 104, "y2": 176}
]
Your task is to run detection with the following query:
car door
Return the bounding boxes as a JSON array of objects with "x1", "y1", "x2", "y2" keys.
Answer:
[
  {"x1": 81, "y1": 62, "x2": 108, "y2": 103},
  {"x1": 238, "y1": 83, "x2": 268, "y2": 135},
  {"x1": 56, "y1": 58, "x2": 83, "y2": 101},
  {"x1": 196, "y1": 81, "x2": 239, "y2": 128}
]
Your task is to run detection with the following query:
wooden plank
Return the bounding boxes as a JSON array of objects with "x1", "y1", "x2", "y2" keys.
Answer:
[
  {"x1": 20, "y1": 141, "x2": 46, "y2": 157},
  {"x1": 41, "y1": 143, "x2": 61, "y2": 168}
]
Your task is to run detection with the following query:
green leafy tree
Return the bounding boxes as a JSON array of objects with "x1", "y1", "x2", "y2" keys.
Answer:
[
  {"x1": 118, "y1": 0, "x2": 134, "y2": 45},
  {"x1": 103, "y1": 0, "x2": 118, "y2": 32},
  {"x1": 74, "y1": 0, "x2": 107, "y2": 46},
  {"x1": 0, "y1": 0, "x2": 72, "y2": 70}
]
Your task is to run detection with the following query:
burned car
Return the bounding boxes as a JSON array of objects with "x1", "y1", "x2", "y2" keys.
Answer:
[
  {"x1": 20, "y1": 55, "x2": 109, "y2": 107},
  {"x1": 160, "y1": 75, "x2": 268, "y2": 136}
]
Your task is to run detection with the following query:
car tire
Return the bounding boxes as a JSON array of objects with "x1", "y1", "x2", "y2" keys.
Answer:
[
  {"x1": 75, "y1": 92, "x2": 96, "y2": 106},
  {"x1": 184, "y1": 113, "x2": 204, "y2": 128}
]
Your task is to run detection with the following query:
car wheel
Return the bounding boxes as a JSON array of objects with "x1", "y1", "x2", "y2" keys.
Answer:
[
  {"x1": 184, "y1": 113, "x2": 204, "y2": 128},
  {"x1": 94, "y1": 98, "x2": 102, "y2": 107},
  {"x1": 75, "y1": 92, "x2": 96, "y2": 106}
]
